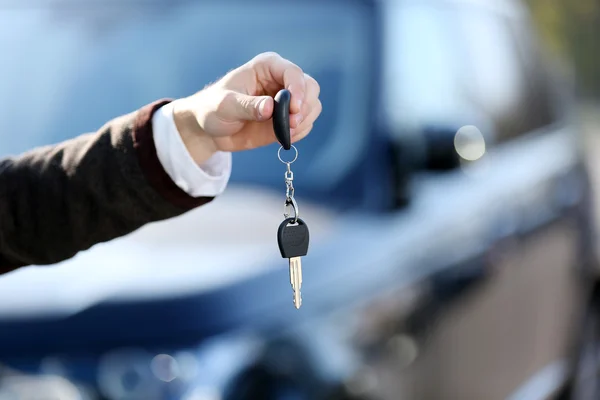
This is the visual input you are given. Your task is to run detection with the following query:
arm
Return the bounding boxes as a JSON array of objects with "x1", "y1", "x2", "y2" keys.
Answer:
[
  {"x1": 0, "y1": 52, "x2": 321, "y2": 274},
  {"x1": 0, "y1": 100, "x2": 219, "y2": 271}
]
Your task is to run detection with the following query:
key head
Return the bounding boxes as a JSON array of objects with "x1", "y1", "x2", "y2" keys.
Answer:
[
  {"x1": 277, "y1": 218, "x2": 310, "y2": 258},
  {"x1": 273, "y1": 89, "x2": 292, "y2": 150}
]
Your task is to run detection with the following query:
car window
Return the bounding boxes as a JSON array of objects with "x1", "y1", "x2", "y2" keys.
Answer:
[
  {"x1": 0, "y1": 0, "x2": 376, "y2": 199},
  {"x1": 453, "y1": 7, "x2": 527, "y2": 139},
  {"x1": 509, "y1": 16, "x2": 561, "y2": 131},
  {"x1": 452, "y1": 5, "x2": 558, "y2": 142},
  {"x1": 386, "y1": 3, "x2": 477, "y2": 130},
  {"x1": 386, "y1": 1, "x2": 558, "y2": 146}
]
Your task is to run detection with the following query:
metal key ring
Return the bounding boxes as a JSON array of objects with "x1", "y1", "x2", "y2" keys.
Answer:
[
  {"x1": 278, "y1": 145, "x2": 298, "y2": 165},
  {"x1": 284, "y1": 197, "x2": 299, "y2": 224}
]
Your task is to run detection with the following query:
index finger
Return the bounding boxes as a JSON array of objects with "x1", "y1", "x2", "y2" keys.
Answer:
[{"x1": 252, "y1": 52, "x2": 306, "y2": 114}]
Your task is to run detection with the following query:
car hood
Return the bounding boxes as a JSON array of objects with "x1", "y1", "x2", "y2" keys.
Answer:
[{"x1": 0, "y1": 185, "x2": 337, "y2": 319}]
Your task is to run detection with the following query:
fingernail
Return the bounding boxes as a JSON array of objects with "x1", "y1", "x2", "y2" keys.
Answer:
[
  {"x1": 295, "y1": 114, "x2": 304, "y2": 125},
  {"x1": 258, "y1": 97, "x2": 268, "y2": 119}
]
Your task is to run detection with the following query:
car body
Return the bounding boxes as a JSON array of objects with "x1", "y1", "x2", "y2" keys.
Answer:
[{"x1": 0, "y1": 0, "x2": 596, "y2": 399}]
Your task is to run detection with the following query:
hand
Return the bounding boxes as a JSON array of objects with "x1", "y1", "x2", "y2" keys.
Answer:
[{"x1": 171, "y1": 52, "x2": 322, "y2": 165}]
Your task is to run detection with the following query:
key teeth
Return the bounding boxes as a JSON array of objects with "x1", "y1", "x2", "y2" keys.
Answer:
[{"x1": 293, "y1": 292, "x2": 302, "y2": 309}]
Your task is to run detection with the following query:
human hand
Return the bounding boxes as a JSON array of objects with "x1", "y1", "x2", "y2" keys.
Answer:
[{"x1": 171, "y1": 52, "x2": 322, "y2": 165}]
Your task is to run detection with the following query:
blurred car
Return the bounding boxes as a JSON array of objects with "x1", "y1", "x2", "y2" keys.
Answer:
[{"x1": 0, "y1": 0, "x2": 597, "y2": 399}]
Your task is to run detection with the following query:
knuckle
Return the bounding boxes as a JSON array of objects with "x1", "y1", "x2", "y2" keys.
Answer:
[
  {"x1": 296, "y1": 124, "x2": 314, "y2": 139},
  {"x1": 253, "y1": 51, "x2": 281, "y2": 64},
  {"x1": 309, "y1": 100, "x2": 322, "y2": 118},
  {"x1": 313, "y1": 79, "x2": 321, "y2": 96},
  {"x1": 284, "y1": 63, "x2": 304, "y2": 81},
  {"x1": 291, "y1": 63, "x2": 304, "y2": 76},
  {"x1": 306, "y1": 73, "x2": 320, "y2": 92}
]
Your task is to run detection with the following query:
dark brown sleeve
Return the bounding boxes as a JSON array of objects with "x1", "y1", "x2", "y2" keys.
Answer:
[{"x1": 0, "y1": 99, "x2": 214, "y2": 273}]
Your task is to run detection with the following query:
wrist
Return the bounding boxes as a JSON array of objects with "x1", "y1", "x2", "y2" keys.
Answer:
[{"x1": 172, "y1": 98, "x2": 218, "y2": 165}]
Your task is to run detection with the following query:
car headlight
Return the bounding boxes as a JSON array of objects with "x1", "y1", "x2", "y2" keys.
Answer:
[{"x1": 94, "y1": 333, "x2": 265, "y2": 400}]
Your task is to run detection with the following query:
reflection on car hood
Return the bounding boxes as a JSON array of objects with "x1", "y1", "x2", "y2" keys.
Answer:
[{"x1": 0, "y1": 185, "x2": 336, "y2": 319}]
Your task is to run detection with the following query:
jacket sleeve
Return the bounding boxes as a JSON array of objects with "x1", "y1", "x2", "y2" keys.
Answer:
[{"x1": 0, "y1": 100, "x2": 214, "y2": 272}]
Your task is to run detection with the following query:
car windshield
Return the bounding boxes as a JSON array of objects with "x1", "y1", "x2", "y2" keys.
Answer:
[{"x1": 0, "y1": 0, "x2": 375, "y2": 199}]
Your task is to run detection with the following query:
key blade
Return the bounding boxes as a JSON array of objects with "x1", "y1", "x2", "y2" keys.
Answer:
[
  {"x1": 292, "y1": 291, "x2": 301, "y2": 309},
  {"x1": 289, "y1": 257, "x2": 303, "y2": 309}
]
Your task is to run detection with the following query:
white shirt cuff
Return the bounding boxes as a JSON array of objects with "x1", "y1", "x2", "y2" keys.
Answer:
[{"x1": 152, "y1": 102, "x2": 232, "y2": 197}]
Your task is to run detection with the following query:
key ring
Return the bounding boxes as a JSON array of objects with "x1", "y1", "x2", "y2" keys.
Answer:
[
  {"x1": 284, "y1": 196, "x2": 299, "y2": 224},
  {"x1": 278, "y1": 145, "x2": 298, "y2": 165}
]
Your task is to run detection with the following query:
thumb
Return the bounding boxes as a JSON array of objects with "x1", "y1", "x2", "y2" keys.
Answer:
[{"x1": 225, "y1": 92, "x2": 273, "y2": 122}]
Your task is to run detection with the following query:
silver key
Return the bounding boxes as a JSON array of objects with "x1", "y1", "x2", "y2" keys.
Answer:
[
  {"x1": 276, "y1": 141, "x2": 309, "y2": 309},
  {"x1": 277, "y1": 217, "x2": 310, "y2": 309},
  {"x1": 289, "y1": 256, "x2": 303, "y2": 309}
]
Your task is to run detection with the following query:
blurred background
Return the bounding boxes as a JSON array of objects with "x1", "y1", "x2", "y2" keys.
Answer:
[
  {"x1": 527, "y1": 0, "x2": 600, "y2": 209},
  {"x1": 0, "y1": 0, "x2": 599, "y2": 399}
]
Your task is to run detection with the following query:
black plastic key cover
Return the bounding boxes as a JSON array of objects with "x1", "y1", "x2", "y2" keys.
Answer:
[
  {"x1": 273, "y1": 89, "x2": 292, "y2": 150},
  {"x1": 277, "y1": 218, "x2": 310, "y2": 258}
]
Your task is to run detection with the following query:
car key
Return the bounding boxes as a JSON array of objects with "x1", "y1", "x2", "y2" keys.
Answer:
[
  {"x1": 277, "y1": 218, "x2": 310, "y2": 309},
  {"x1": 273, "y1": 88, "x2": 309, "y2": 309},
  {"x1": 273, "y1": 89, "x2": 292, "y2": 150}
]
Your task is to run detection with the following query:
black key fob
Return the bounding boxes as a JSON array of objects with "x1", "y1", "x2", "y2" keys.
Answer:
[
  {"x1": 273, "y1": 89, "x2": 291, "y2": 150},
  {"x1": 277, "y1": 218, "x2": 310, "y2": 258}
]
